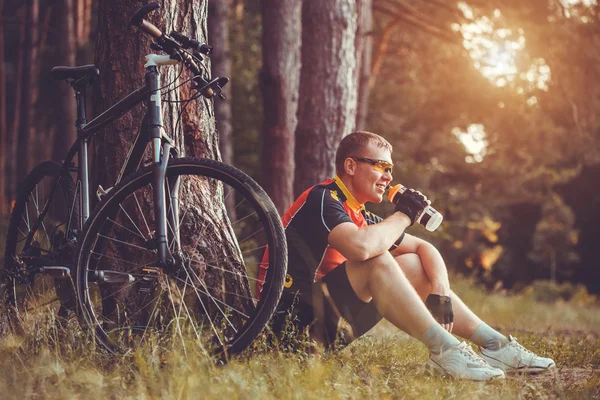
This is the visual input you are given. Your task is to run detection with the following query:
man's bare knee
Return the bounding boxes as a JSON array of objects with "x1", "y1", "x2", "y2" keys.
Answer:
[{"x1": 347, "y1": 252, "x2": 399, "y2": 303}]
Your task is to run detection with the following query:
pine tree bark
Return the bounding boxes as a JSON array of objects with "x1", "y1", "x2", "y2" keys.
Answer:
[
  {"x1": 355, "y1": 0, "x2": 372, "y2": 131},
  {"x1": 294, "y1": 0, "x2": 358, "y2": 196},
  {"x1": 259, "y1": 0, "x2": 301, "y2": 214},
  {"x1": 93, "y1": 0, "x2": 250, "y2": 319},
  {"x1": 208, "y1": 0, "x2": 233, "y2": 167},
  {"x1": 208, "y1": 0, "x2": 235, "y2": 216},
  {"x1": 52, "y1": 0, "x2": 77, "y2": 162}
]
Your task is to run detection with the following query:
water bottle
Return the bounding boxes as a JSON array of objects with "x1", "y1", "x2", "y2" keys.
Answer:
[{"x1": 388, "y1": 184, "x2": 443, "y2": 232}]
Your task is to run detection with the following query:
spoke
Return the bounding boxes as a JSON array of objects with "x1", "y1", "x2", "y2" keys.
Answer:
[
  {"x1": 106, "y1": 217, "x2": 147, "y2": 240},
  {"x1": 89, "y1": 251, "x2": 148, "y2": 268},
  {"x1": 32, "y1": 184, "x2": 50, "y2": 248},
  {"x1": 67, "y1": 180, "x2": 81, "y2": 233},
  {"x1": 238, "y1": 226, "x2": 265, "y2": 245},
  {"x1": 173, "y1": 275, "x2": 202, "y2": 341},
  {"x1": 97, "y1": 233, "x2": 153, "y2": 252},
  {"x1": 138, "y1": 289, "x2": 165, "y2": 347},
  {"x1": 24, "y1": 203, "x2": 31, "y2": 232},
  {"x1": 171, "y1": 275, "x2": 251, "y2": 319},
  {"x1": 118, "y1": 203, "x2": 147, "y2": 239},
  {"x1": 133, "y1": 192, "x2": 151, "y2": 236},
  {"x1": 182, "y1": 262, "x2": 239, "y2": 332},
  {"x1": 229, "y1": 211, "x2": 258, "y2": 227},
  {"x1": 178, "y1": 261, "x2": 225, "y2": 347},
  {"x1": 187, "y1": 258, "x2": 263, "y2": 284},
  {"x1": 170, "y1": 206, "x2": 189, "y2": 251},
  {"x1": 165, "y1": 277, "x2": 187, "y2": 353}
]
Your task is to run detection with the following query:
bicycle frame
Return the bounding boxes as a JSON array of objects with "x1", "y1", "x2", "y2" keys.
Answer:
[{"x1": 23, "y1": 54, "x2": 181, "y2": 268}]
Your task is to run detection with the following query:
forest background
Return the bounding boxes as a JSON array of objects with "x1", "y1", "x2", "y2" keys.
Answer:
[{"x1": 0, "y1": 0, "x2": 599, "y2": 301}]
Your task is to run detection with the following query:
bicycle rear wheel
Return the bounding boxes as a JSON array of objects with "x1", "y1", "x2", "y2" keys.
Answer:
[
  {"x1": 2, "y1": 161, "x2": 80, "y2": 329},
  {"x1": 76, "y1": 158, "x2": 287, "y2": 355}
]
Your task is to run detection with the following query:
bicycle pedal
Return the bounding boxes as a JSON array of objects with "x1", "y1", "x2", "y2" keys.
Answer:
[
  {"x1": 89, "y1": 270, "x2": 135, "y2": 283},
  {"x1": 39, "y1": 266, "x2": 71, "y2": 279}
]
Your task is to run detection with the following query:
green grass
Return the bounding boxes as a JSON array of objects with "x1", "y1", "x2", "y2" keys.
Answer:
[{"x1": 0, "y1": 275, "x2": 598, "y2": 399}]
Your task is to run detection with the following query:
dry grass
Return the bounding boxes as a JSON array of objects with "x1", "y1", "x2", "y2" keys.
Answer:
[{"x1": 0, "y1": 275, "x2": 598, "y2": 399}]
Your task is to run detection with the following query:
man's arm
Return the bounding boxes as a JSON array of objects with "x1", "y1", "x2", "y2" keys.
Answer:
[
  {"x1": 328, "y1": 212, "x2": 411, "y2": 262},
  {"x1": 391, "y1": 233, "x2": 450, "y2": 296}
]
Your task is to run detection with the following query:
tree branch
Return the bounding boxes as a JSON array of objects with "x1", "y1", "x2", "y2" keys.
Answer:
[{"x1": 373, "y1": 0, "x2": 461, "y2": 44}]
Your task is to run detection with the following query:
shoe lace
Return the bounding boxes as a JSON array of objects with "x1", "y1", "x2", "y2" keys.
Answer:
[
  {"x1": 457, "y1": 342, "x2": 488, "y2": 366},
  {"x1": 508, "y1": 336, "x2": 535, "y2": 356}
]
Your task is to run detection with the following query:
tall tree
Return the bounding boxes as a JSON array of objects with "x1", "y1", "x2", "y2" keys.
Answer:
[
  {"x1": 259, "y1": 0, "x2": 301, "y2": 213},
  {"x1": 91, "y1": 0, "x2": 268, "y2": 338},
  {"x1": 208, "y1": 0, "x2": 233, "y2": 167},
  {"x1": 16, "y1": 0, "x2": 39, "y2": 183},
  {"x1": 294, "y1": 0, "x2": 358, "y2": 195},
  {"x1": 0, "y1": 0, "x2": 6, "y2": 214},
  {"x1": 355, "y1": 0, "x2": 372, "y2": 131},
  {"x1": 93, "y1": 0, "x2": 217, "y2": 192},
  {"x1": 52, "y1": 0, "x2": 77, "y2": 162},
  {"x1": 74, "y1": 0, "x2": 92, "y2": 47},
  {"x1": 7, "y1": 7, "x2": 25, "y2": 204}
]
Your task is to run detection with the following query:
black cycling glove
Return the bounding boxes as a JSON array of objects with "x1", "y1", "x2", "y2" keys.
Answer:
[
  {"x1": 425, "y1": 294, "x2": 454, "y2": 325},
  {"x1": 394, "y1": 189, "x2": 428, "y2": 226}
]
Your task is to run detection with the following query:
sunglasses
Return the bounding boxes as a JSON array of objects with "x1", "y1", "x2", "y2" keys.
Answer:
[{"x1": 349, "y1": 157, "x2": 394, "y2": 174}]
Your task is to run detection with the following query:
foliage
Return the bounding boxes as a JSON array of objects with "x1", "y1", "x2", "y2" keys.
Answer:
[{"x1": 367, "y1": 0, "x2": 600, "y2": 290}]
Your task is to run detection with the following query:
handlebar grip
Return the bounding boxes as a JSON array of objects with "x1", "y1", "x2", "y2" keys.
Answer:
[
  {"x1": 130, "y1": 2, "x2": 160, "y2": 26},
  {"x1": 140, "y1": 20, "x2": 163, "y2": 39}
]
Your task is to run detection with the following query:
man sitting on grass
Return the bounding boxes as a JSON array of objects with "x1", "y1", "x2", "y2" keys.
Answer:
[{"x1": 272, "y1": 130, "x2": 555, "y2": 381}]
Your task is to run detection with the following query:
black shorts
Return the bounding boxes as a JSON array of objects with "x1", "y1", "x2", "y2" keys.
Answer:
[{"x1": 274, "y1": 263, "x2": 383, "y2": 348}]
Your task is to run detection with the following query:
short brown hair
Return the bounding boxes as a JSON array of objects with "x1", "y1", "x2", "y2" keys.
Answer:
[{"x1": 335, "y1": 131, "x2": 393, "y2": 175}]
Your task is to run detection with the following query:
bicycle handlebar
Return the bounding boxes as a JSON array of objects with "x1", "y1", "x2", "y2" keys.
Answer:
[{"x1": 130, "y1": 3, "x2": 227, "y2": 99}]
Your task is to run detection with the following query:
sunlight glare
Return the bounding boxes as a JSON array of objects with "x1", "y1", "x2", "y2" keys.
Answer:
[
  {"x1": 457, "y1": 3, "x2": 551, "y2": 93},
  {"x1": 452, "y1": 124, "x2": 488, "y2": 163}
]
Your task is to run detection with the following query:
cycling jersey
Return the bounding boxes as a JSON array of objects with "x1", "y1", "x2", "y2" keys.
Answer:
[{"x1": 261, "y1": 175, "x2": 403, "y2": 305}]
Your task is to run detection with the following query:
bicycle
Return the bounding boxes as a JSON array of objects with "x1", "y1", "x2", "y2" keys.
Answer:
[{"x1": 2, "y1": 3, "x2": 287, "y2": 356}]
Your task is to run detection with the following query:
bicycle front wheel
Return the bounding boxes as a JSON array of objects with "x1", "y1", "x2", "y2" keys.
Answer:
[{"x1": 76, "y1": 158, "x2": 287, "y2": 356}]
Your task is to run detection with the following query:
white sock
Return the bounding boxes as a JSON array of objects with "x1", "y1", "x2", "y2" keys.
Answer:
[
  {"x1": 421, "y1": 323, "x2": 460, "y2": 356},
  {"x1": 469, "y1": 322, "x2": 509, "y2": 351}
]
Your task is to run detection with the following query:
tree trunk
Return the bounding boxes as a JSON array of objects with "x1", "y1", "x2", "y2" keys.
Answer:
[
  {"x1": 17, "y1": 0, "x2": 39, "y2": 183},
  {"x1": 74, "y1": 0, "x2": 92, "y2": 47},
  {"x1": 294, "y1": 0, "x2": 358, "y2": 196},
  {"x1": 0, "y1": 0, "x2": 6, "y2": 214},
  {"x1": 8, "y1": 7, "x2": 25, "y2": 204},
  {"x1": 259, "y1": 0, "x2": 301, "y2": 214},
  {"x1": 355, "y1": 0, "x2": 372, "y2": 131},
  {"x1": 52, "y1": 0, "x2": 77, "y2": 162},
  {"x1": 208, "y1": 0, "x2": 236, "y2": 216},
  {"x1": 208, "y1": 0, "x2": 233, "y2": 166},
  {"x1": 93, "y1": 0, "x2": 251, "y2": 325}
]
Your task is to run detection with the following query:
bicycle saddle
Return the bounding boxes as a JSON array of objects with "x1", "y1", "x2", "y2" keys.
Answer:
[{"x1": 51, "y1": 64, "x2": 100, "y2": 81}]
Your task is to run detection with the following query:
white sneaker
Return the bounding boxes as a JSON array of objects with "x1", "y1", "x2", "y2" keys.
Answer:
[
  {"x1": 426, "y1": 342, "x2": 506, "y2": 381},
  {"x1": 478, "y1": 335, "x2": 556, "y2": 374}
]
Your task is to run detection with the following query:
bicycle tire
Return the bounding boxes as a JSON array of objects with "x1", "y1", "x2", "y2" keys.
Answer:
[
  {"x1": 2, "y1": 161, "x2": 80, "y2": 328},
  {"x1": 76, "y1": 157, "x2": 287, "y2": 356}
]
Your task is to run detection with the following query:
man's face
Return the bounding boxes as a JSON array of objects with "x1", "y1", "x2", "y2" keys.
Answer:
[{"x1": 347, "y1": 141, "x2": 393, "y2": 204}]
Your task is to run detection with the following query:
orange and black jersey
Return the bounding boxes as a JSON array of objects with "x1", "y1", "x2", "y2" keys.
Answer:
[{"x1": 275, "y1": 176, "x2": 404, "y2": 302}]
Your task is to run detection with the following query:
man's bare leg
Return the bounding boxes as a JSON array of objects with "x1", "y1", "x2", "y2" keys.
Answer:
[
  {"x1": 345, "y1": 251, "x2": 506, "y2": 380},
  {"x1": 345, "y1": 252, "x2": 442, "y2": 338},
  {"x1": 393, "y1": 253, "x2": 510, "y2": 350},
  {"x1": 394, "y1": 253, "x2": 481, "y2": 338}
]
